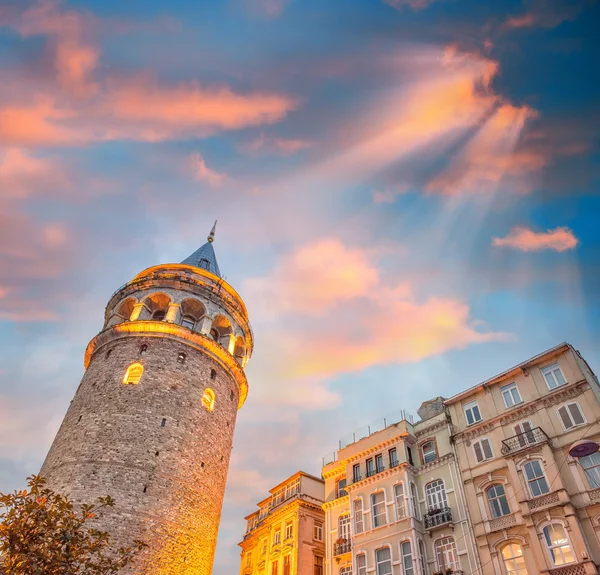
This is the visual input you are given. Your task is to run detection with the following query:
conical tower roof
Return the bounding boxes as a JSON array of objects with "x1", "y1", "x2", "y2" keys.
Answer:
[{"x1": 181, "y1": 221, "x2": 221, "y2": 277}]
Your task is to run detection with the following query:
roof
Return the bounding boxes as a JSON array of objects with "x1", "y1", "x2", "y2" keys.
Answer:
[
  {"x1": 444, "y1": 342, "x2": 570, "y2": 405},
  {"x1": 180, "y1": 221, "x2": 221, "y2": 277}
]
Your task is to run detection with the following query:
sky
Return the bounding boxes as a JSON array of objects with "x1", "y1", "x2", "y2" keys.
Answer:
[{"x1": 0, "y1": 0, "x2": 599, "y2": 572}]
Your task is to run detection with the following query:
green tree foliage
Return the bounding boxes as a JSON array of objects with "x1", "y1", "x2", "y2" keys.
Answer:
[{"x1": 0, "y1": 475, "x2": 146, "y2": 575}]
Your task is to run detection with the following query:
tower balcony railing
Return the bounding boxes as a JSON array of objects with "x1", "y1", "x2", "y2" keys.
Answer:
[
  {"x1": 424, "y1": 506, "x2": 453, "y2": 530},
  {"x1": 501, "y1": 427, "x2": 549, "y2": 456},
  {"x1": 333, "y1": 540, "x2": 352, "y2": 556}
]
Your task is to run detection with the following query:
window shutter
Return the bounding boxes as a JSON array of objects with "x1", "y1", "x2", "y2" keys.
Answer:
[
  {"x1": 474, "y1": 441, "x2": 483, "y2": 462},
  {"x1": 482, "y1": 438, "x2": 493, "y2": 459},
  {"x1": 568, "y1": 403, "x2": 585, "y2": 425},
  {"x1": 558, "y1": 406, "x2": 572, "y2": 429}
]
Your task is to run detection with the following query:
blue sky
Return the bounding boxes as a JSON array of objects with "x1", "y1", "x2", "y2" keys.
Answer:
[{"x1": 0, "y1": 0, "x2": 599, "y2": 572}]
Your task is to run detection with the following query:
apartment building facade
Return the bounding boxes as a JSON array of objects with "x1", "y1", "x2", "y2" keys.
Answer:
[
  {"x1": 239, "y1": 472, "x2": 326, "y2": 575},
  {"x1": 321, "y1": 402, "x2": 480, "y2": 575},
  {"x1": 446, "y1": 342, "x2": 600, "y2": 575}
]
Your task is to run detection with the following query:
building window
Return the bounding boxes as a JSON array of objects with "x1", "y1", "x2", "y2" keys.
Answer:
[
  {"x1": 389, "y1": 447, "x2": 398, "y2": 467},
  {"x1": 580, "y1": 453, "x2": 600, "y2": 489},
  {"x1": 181, "y1": 315, "x2": 195, "y2": 330},
  {"x1": 340, "y1": 567, "x2": 352, "y2": 575},
  {"x1": 514, "y1": 420, "x2": 536, "y2": 447},
  {"x1": 421, "y1": 441, "x2": 437, "y2": 464},
  {"x1": 425, "y1": 479, "x2": 447, "y2": 511},
  {"x1": 314, "y1": 556, "x2": 323, "y2": 575},
  {"x1": 336, "y1": 477, "x2": 348, "y2": 498},
  {"x1": 400, "y1": 541, "x2": 414, "y2": 575},
  {"x1": 542, "y1": 362, "x2": 566, "y2": 390},
  {"x1": 139, "y1": 344, "x2": 147, "y2": 354},
  {"x1": 371, "y1": 492, "x2": 386, "y2": 527},
  {"x1": 542, "y1": 523, "x2": 575, "y2": 566},
  {"x1": 473, "y1": 438, "x2": 493, "y2": 463},
  {"x1": 501, "y1": 382, "x2": 522, "y2": 408},
  {"x1": 285, "y1": 521, "x2": 293, "y2": 540},
  {"x1": 272, "y1": 559, "x2": 279, "y2": 575},
  {"x1": 283, "y1": 555, "x2": 290, "y2": 575},
  {"x1": 394, "y1": 483, "x2": 406, "y2": 520},
  {"x1": 523, "y1": 460, "x2": 549, "y2": 497},
  {"x1": 487, "y1": 484, "x2": 510, "y2": 518},
  {"x1": 464, "y1": 400, "x2": 482, "y2": 425},
  {"x1": 356, "y1": 554, "x2": 366, "y2": 575},
  {"x1": 274, "y1": 529, "x2": 281, "y2": 545},
  {"x1": 418, "y1": 540, "x2": 428, "y2": 575},
  {"x1": 353, "y1": 498, "x2": 364, "y2": 534},
  {"x1": 314, "y1": 522, "x2": 323, "y2": 541},
  {"x1": 366, "y1": 458, "x2": 374, "y2": 477},
  {"x1": 375, "y1": 548, "x2": 391, "y2": 575},
  {"x1": 151, "y1": 309, "x2": 166, "y2": 321},
  {"x1": 261, "y1": 539, "x2": 267, "y2": 555},
  {"x1": 245, "y1": 552, "x2": 252, "y2": 568},
  {"x1": 338, "y1": 514, "x2": 351, "y2": 541},
  {"x1": 353, "y1": 464, "x2": 361, "y2": 483},
  {"x1": 434, "y1": 537, "x2": 459, "y2": 571},
  {"x1": 501, "y1": 543, "x2": 528, "y2": 575},
  {"x1": 202, "y1": 388, "x2": 216, "y2": 412},
  {"x1": 375, "y1": 453, "x2": 384, "y2": 473},
  {"x1": 122, "y1": 363, "x2": 144, "y2": 385},
  {"x1": 406, "y1": 446, "x2": 414, "y2": 466},
  {"x1": 557, "y1": 402, "x2": 585, "y2": 430},
  {"x1": 410, "y1": 483, "x2": 420, "y2": 519}
]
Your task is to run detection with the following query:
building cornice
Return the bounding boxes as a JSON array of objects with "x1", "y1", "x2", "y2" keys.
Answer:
[
  {"x1": 346, "y1": 462, "x2": 414, "y2": 492},
  {"x1": 85, "y1": 320, "x2": 249, "y2": 408},
  {"x1": 415, "y1": 452, "x2": 455, "y2": 475},
  {"x1": 322, "y1": 494, "x2": 349, "y2": 511},
  {"x1": 454, "y1": 379, "x2": 589, "y2": 441},
  {"x1": 415, "y1": 419, "x2": 447, "y2": 438}
]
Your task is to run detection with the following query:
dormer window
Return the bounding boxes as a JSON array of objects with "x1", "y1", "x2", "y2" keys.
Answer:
[{"x1": 199, "y1": 258, "x2": 211, "y2": 270}]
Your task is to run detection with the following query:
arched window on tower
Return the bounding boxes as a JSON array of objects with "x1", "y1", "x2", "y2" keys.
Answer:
[
  {"x1": 123, "y1": 363, "x2": 144, "y2": 385},
  {"x1": 152, "y1": 309, "x2": 166, "y2": 321},
  {"x1": 210, "y1": 328, "x2": 219, "y2": 342},
  {"x1": 202, "y1": 388, "x2": 215, "y2": 412}
]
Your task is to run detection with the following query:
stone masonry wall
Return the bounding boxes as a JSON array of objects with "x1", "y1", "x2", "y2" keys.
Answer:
[{"x1": 41, "y1": 333, "x2": 240, "y2": 575}]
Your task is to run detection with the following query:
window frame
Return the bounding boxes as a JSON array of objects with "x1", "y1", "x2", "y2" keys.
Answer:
[
  {"x1": 464, "y1": 400, "x2": 482, "y2": 425},
  {"x1": 500, "y1": 543, "x2": 528, "y2": 575},
  {"x1": 400, "y1": 540, "x2": 414, "y2": 575},
  {"x1": 375, "y1": 547, "x2": 392, "y2": 575},
  {"x1": 434, "y1": 536, "x2": 459, "y2": 571},
  {"x1": 285, "y1": 521, "x2": 293, "y2": 540},
  {"x1": 388, "y1": 447, "x2": 398, "y2": 468},
  {"x1": 313, "y1": 556, "x2": 323, "y2": 575},
  {"x1": 371, "y1": 491, "x2": 387, "y2": 528},
  {"x1": 486, "y1": 484, "x2": 510, "y2": 518},
  {"x1": 421, "y1": 441, "x2": 437, "y2": 464},
  {"x1": 541, "y1": 362, "x2": 567, "y2": 390},
  {"x1": 313, "y1": 521, "x2": 323, "y2": 542},
  {"x1": 356, "y1": 553, "x2": 367, "y2": 575},
  {"x1": 542, "y1": 522, "x2": 576, "y2": 566},
  {"x1": 500, "y1": 382, "x2": 522, "y2": 408},
  {"x1": 181, "y1": 315, "x2": 196, "y2": 330},
  {"x1": 353, "y1": 463, "x2": 361, "y2": 483},
  {"x1": 425, "y1": 479, "x2": 448, "y2": 512},
  {"x1": 375, "y1": 453, "x2": 384, "y2": 473},
  {"x1": 272, "y1": 559, "x2": 279, "y2": 575},
  {"x1": 557, "y1": 402, "x2": 586, "y2": 431},
  {"x1": 522, "y1": 459, "x2": 550, "y2": 498},
  {"x1": 410, "y1": 482, "x2": 420, "y2": 520},
  {"x1": 417, "y1": 540, "x2": 428, "y2": 575},
  {"x1": 580, "y1": 453, "x2": 600, "y2": 489},
  {"x1": 283, "y1": 555, "x2": 291, "y2": 575},
  {"x1": 394, "y1": 483, "x2": 406, "y2": 520},
  {"x1": 353, "y1": 498, "x2": 364, "y2": 534},
  {"x1": 273, "y1": 528, "x2": 281, "y2": 545},
  {"x1": 338, "y1": 514, "x2": 351, "y2": 541},
  {"x1": 366, "y1": 458, "x2": 374, "y2": 477},
  {"x1": 472, "y1": 437, "x2": 494, "y2": 463}
]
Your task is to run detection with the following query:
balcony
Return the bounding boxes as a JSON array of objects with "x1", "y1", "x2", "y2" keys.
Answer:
[
  {"x1": 333, "y1": 540, "x2": 352, "y2": 556},
  {"x1": 366, "y1": 465, "x2": 386, "y2": 478},
  {"x1": 501, "y1": 427, "x2": 549, "y2": 456},
  {"x1": 424, "y1": 507, "x2": 453, "y2": 530}
]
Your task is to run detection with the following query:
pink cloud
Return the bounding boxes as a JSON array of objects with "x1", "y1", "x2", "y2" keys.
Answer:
[
  {"x1": 426, "y1": 104, "x2": 542, "y2": 195},
  {"x1": 384, "y1": 0, "x2": 440, "y2": 10},
  {"x1": 241, "y1": 133, "x2": 313, "y2": 156},
  {"x1": 245, "y1": 238, "x2": 380, "y2": 315},
  {"x1": 492, "y1": 226, "x2": 579, "y2": 252},
  {"x1": 188, "y1": 153, "x2": 226, "y2": 187},
  {"x1": 0, "y1": 149, "x2": 70, "y2": 199}
]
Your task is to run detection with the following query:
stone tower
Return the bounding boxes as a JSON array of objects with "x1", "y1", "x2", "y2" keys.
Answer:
[{"x1": 40, "y1": 223, "x2": 252, "y2": 575}]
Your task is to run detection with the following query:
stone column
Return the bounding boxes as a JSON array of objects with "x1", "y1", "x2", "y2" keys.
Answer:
[
  {"x1": 166, "y1": 303, "x2": 180, "y2": 323},
  {"x1": 129, "y1": 302, "x2": 145, "y2": 321}
]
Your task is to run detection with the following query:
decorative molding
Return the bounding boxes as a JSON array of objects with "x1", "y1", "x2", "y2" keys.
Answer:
[
  {"x1": 322, "y1": 464, "x2": 347, "y2": 480},
  {"x1": 415, "y1": 419, "x2": 447, "y2": 438},
  {"x1": 415, "y1": 453, "x2": 455, "y2": 475},
  {"x1": 322, "y1": 495, "x2": 349, "y2": 511},
  {"x1": 347, "y1": 463, "x2": 413, "y2": 491}
]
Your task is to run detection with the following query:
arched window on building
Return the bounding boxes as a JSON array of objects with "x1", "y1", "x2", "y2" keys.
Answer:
[
  {"x1": 425, "y1": 479, "x2": 447, "y2": 512},
  {"x1": 394, "y1": 483, "x2": 405, "y2": 520},
  {"x1": 434, "y1": 537, "x2": 458, "y2": 571},
  {"x1": 122, "y1": 363, "x2": 144, "y2": 385},
  {"x1": 202, "y1": 388, "x2": 215, "y2": 412},
  {"x1": 501, "y1": 543, "x2": 528, "y2": 575},
  {"x1": 487, "y1": 484, "x2": 510, "y2": 518},
  {"x1": 375, "y1": 548, "x2": 391, "y2": 575},
  {"x1": 542, "y1": 523, "x2": 575, "y2": 566},
  {"x1": 400, "y1": 541, "x2": 414, "y2": 575},
  {"x1": 339, "y1": 566, "x2": 352, "y2": 575},
  {"x1": 355, "y1": 554, "x2": 367, "y2": 575},
  {"x1": 338, "y1": 514, "x2": 350, "y2": 541}
]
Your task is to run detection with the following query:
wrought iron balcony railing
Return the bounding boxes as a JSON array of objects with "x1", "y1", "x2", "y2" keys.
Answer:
[
  {"x1": 501, "y1": 427, "x2": 549, "y2": 456},
  {"x1": 333, "y1": 540, "x2": 352, "y2": 556},
  {"x1": 424, "y1": 506, "x2": 453, "y2": 530}
]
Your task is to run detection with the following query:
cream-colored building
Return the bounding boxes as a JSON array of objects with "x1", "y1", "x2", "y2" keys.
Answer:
[
  {"x1": 239, "y1": 471, "x2": 326, "y2": 575},
  {"x1": 321, "y1": 401, "x2": 480, "y2": 575},
  {"x1": 446, "y1": 342, "x2": 600, "y2": 575}
]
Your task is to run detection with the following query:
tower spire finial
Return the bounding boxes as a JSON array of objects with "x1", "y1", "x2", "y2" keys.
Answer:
[{"x1": 208, "y1": 220, "x2": 217, "y2": 243}]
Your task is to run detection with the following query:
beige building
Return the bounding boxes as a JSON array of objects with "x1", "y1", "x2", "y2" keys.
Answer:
[
  {"x1": 321, "y1": 402, "x2": 480, "y2": 575},
  {"x1": 240, "y1": 472, "x2": 326, "y2": 575},
  {"x1": 446, "y1": 342, "x2": 600, "y2": 575}
]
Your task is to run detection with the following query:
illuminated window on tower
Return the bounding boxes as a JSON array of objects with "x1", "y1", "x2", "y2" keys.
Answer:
[
  {"x1": 122, "y1": 363, "x2": 144, "y2": 385},
  {"x1": 202, "y1": 388, "x2": 216, "y2": 412}
]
